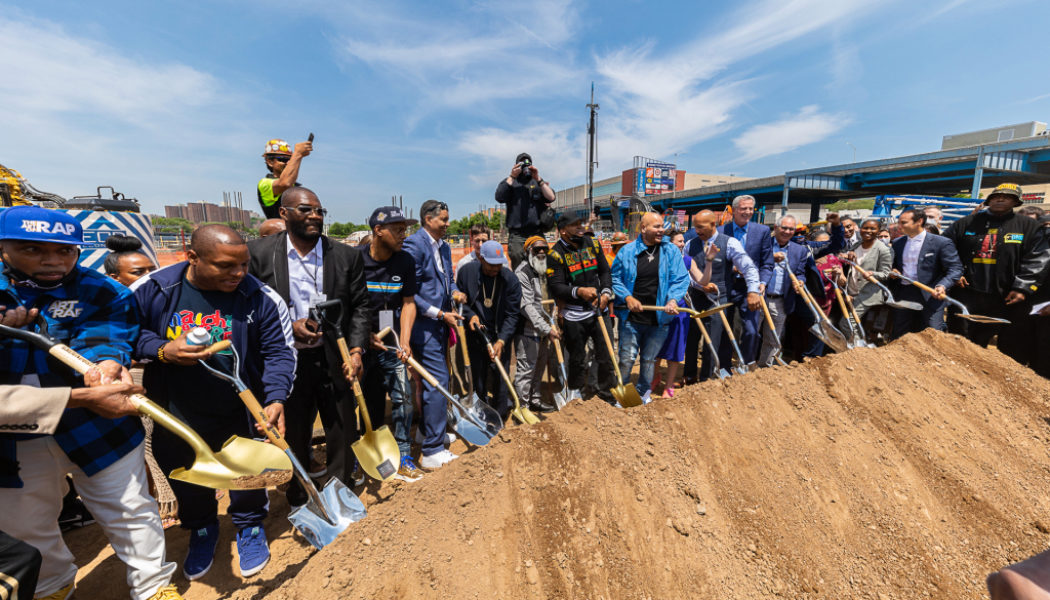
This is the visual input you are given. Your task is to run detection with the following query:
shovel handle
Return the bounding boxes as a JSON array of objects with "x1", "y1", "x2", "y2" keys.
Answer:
[
  {"x1": 237, "y1": 389, "x2": 291, "y2": 451},
  {"x1": 351, "y1": 378, "x2": 373, "y2": 434},
  {"x1": 203, "y1": 339, "x2": 232, "y2": 354},
  {"x1": 335, "y1": 337, "x2": 355, "y2": 380},
  {"x1": 758, "y1": 296, "x2": 777, "y2": 333},
  {"x1": 891, "y1": 273, "x2": 937, "y2": 295},
  {"x1": 486, "y1": 340, "x2": 523, "y2": 409},
  {"x1": 595, "y1": 312, "x2": 625, "y2": 382},
  {"x1": 832, "y1": 285, "x2": 851, "y2": 320},
  {"x1": 842, "y1": 258, "x2": 881, "y2": 286}
]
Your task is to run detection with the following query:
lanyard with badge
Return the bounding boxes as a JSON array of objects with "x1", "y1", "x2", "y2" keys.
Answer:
[{"x1": 295, "y1": 251, "x2": 327, "y2": 309}]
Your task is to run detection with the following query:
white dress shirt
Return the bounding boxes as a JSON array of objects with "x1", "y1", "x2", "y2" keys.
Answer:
[
  {"x1": 901, "y1": 230, "x2": 926, "y2": 281},
  {"x1": 287, "y1": 236, "x2": 324, "y2": 348}
]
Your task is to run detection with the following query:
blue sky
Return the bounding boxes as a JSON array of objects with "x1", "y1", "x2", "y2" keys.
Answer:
[{"x1": 3, "y1": 0, "x2": 1049, "y2": 223}]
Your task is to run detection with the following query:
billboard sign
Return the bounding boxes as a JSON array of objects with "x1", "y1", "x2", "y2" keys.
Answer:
[{"x1": 635, "y1": 160, "x2": 677, "y2": 196}]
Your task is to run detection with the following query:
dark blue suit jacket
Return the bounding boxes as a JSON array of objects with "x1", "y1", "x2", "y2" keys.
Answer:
[
  {"x1": 890, "y1": 233, "x2": 963, "y2": 302},
  {"x1": 763, "y1": 240, "x2": 812, "y2": 315},
  {"x1": 403, "y1": 228, "x2": 458, "y2": 345},
  {"x1": 720, "y1": 221, "x2": 773, "y2": 301}
]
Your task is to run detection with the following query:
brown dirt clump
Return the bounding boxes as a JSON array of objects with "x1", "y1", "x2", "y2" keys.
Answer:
[{"x1": 71, "y1": 330, "x2": 1050, "y2": 599}]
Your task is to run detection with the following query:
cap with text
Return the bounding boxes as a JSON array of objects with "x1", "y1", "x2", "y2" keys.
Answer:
[
  {"x1": 368, "y1": 206, "x2": 418, "y2": 229},
  {"x1": 0, "y1": 206, "x2": 83, "y2": 245}
]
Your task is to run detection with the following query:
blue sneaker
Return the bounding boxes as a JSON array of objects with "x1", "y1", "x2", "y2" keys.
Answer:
[
  {"x1": 183, "y1": 521, "x2": 219, "y2": 581},
  {"x1": 236, "y1": 525, "x2": 270, "y2": 577}
]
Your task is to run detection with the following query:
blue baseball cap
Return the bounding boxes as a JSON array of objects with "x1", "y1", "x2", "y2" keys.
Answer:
[
  {"x1": 368, "y1": 206, "x2": 418, "y2": 229},
  {"x1": 478, "y1": 240, "x2": 507, "y2": 265},
  {"x1": 0, "y1": 206, "x2": 83, "y2": 245}
]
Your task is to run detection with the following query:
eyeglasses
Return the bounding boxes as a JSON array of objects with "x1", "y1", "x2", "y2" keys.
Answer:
[
  {"x1": 531, "y1": 247, "x2": 548, "y2": 254},
  {"x1": 268, "y1": 155, "x2": 291, "y2": 163},
  {"x1": 292, "y1": 205, "x2": 327, "y2": 217}
]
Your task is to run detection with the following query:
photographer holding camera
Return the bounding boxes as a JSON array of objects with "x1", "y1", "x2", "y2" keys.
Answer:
[{"x1": 495, "y1": 152, "x2": 556, "y2": 268}]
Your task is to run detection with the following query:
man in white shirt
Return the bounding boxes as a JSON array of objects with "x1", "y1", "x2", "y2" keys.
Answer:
[
  {"x1": 889, "y1": 209, "x2": 962, "y2": 338},
  {"x1": 454, "y1": 225, "x2": 491, "y2": 275}
]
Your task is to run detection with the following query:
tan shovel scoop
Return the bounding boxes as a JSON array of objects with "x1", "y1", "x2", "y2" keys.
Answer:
[
  {"x1": 338, "y1": 338, "x2": 401, "y2": 482},
  {"x1": 0, "y1": 327, "x2": 293, "y2": 491},
  {"x1": 596, "y1": 313, "x2": 643, "y2": 408}
]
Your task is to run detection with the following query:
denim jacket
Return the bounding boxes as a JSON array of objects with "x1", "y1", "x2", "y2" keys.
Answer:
[{"x1": 611, "y1": 238, "x2": 690, "y2": 325}]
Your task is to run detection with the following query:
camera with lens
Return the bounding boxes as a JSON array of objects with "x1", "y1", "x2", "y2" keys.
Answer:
[{"x1": 516, "y1": 159, "x2": 533, "y2": 181}]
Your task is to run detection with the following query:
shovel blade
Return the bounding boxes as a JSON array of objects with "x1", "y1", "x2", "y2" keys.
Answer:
[
  {"x1": 512, "y1": 405, "x2": 541, "y2": 425},
  {"x1": 814, "y1": 322, "x2": 851, "y2": 353},
  {"x1": 352, "y1": 426, "x2": 401, "y2": 482},
  {"x1": 956, "y1": 314, "x2": 1011, "y2": 325},
  {"x1": 888, "y1": 300, "x2": 924, "y2": 311},
  {"x1": 289, "y1": 477, "x2": 367, "y2": 550},
  {"x1": 614, "y1": 383, "x2": 644, "y2": 408},
  {"x1": 447, "y1": 393, "x2": 502, "y2": 446},
  {"x1": 171, "y1": 434, "x2": 292, "y2": 491}
]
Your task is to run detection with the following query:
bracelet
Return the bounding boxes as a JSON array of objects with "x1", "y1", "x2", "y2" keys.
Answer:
[
  {"x1": 157, "y1": 344, "x2": 166, "y2": 363},
  {"x1": 349, "y1": 348, "x2": 363, "y2": 356}
]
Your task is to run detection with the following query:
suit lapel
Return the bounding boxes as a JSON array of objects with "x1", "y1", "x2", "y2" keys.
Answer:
[
  {"x1": 273, "y1": 232, "x2": 291, "y2": 301},
  {"x1": 321, "y1": 236, "x2": 335, "y2": 296}
]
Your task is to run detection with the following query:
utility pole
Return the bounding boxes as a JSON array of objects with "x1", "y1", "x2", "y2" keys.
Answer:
[{"x1": 586, "y1": 82, "x2": 599, "y2": 219}]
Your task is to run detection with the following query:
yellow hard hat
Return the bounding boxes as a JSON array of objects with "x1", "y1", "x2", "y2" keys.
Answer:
[
  {"x1": 989, "y1": 183, "x2": 1023, "y2": 206},
  {"x1": 262, "y1": 139, "x2": 292, "y2": 157}
]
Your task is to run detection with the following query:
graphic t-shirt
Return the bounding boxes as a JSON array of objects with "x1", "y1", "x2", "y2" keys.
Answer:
[
  {"x1": 361, "y1": 248, "x2": 418, "y2": 338},
  {"x1": 167, "y1": 276, "x2": 239, "y2": 416}
]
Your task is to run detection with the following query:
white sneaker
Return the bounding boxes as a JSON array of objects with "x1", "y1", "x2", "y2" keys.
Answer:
[
  {"x1": 641, "y1": 391, "x2": 652, "y2": 405},
  {"x1": 419, "y1": 449, "x2": 458, "y2": 469}
]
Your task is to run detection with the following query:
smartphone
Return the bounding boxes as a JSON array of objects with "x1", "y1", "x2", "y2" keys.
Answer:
[{"x1": 308, "y1": 133, "x2": 314, "y2": 143}]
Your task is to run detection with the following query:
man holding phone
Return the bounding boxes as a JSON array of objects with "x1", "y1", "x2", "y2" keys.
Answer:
[{"x1": 257, "y1": 135, "x2": 312, "y2": 219}]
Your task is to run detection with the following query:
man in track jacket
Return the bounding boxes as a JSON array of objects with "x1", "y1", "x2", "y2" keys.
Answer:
[{"x1": 132, "y1": 225, "x2": 296, "y2": 581}]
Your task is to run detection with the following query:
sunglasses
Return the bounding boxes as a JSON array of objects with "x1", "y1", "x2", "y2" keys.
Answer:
[
  {"x1": 531, "y1": 247, "x2": 548, "y2": 254},
  {"x1": 268, "y1": 155, "x2": 291, "y2": 163},
  {"x1": 291, "y1": 205, "x2": 327, "y2": 217}
]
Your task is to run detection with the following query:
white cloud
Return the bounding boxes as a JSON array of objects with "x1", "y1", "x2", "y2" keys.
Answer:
[{"x1": 734, "y1": 105, "x2": 851, "y2": 162}]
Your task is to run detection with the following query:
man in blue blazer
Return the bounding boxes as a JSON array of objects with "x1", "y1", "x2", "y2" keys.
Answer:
[
  {"x1": 758, "y1": 215, "x2": 811, "y2": 366},
  {"x1": 402, "y1": 200, "x2": 467, "y2": 469},
  {"x1": 719, "y1": 195, "x2": 773, "y2": 362},
  {"x1": 889, "y1": 208, "x2": 963, "y2": 338}
]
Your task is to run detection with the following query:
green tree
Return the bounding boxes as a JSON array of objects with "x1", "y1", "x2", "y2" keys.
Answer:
[{"x1": 151, "y1": 217, "x2": 194, "y2": 232}]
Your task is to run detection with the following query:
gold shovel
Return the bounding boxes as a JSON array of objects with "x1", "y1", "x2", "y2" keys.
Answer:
[
  {"x1": 484, "y1": 336, "x2": 540, "y2": 425},
  {"x1": 596, "y1": 313, "x2": 643, "y2": 408},
  {"x1": 0, "y1": 324, "x2": 292, "y2": 490}
]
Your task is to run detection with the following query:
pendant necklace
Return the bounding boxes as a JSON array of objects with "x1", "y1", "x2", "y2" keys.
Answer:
[
  {"x1": 482, "y1": 277, "x2": 495, "y2": 308},
  {"x1": 644, "y1": 245, "x2": 658, "y2": 263}
]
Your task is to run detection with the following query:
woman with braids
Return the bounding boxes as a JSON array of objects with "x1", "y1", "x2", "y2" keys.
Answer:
[{"x1": 103, "y1": 234, "x2": 156, "y2": 287}]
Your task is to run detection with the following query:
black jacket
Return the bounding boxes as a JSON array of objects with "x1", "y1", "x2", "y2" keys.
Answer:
[
  {"x1": 455, "y1": 261, "x2": 521, "y2": 344},
  {"x1": 495, "y1": 177, "x2": 552, "y2": 232},
  {"x1": 247, "y1": 232, "x2": 371, "y2": 354},
  {"x1": 944, "y1": 211, "x2": 1050, "y2": 297},
  {"x1": 547, "y1": 236, "x2": 613, "y2": 313}
]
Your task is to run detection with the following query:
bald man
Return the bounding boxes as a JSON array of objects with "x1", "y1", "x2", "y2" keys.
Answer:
[
  {"x1": 610, "y1": 213, "x2": 690, "y2": 401},
  {"x1": 258, "y1": 218, "x2": 286, "y2": 238},
  {"x1": 132, "y1": 224, "x2": 296, "y2": 580},
  {"x1": 682, "y1": 210, "x2": 761, "y2": 381}
]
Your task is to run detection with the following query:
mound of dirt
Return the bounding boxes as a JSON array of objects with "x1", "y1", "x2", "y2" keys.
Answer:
[{"x1": 256, "y1": 330, "x2": 1050, "y2": 600}]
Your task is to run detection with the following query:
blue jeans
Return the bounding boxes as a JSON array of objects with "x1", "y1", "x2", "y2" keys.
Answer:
[
  {"x1": 363, "y1": 349, "x2": 414, "y2": 455},
  {"x1": 616, "y1": 318, "x2": 669, "y2": 397}
]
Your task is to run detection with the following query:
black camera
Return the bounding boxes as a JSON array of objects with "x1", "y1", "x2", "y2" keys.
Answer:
[{"x1": 517, "y1": 159, "x2": 532, "y2": 180}]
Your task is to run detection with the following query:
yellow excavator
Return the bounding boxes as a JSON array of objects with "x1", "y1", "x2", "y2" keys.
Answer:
[{"x1": 0, "y1": 163, "x2": 67, "y2": 207}]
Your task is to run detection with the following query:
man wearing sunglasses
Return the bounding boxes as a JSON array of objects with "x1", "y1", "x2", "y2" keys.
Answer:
[
  {"x1": 248, "y1": 187, "x2": 371, "y2": 505},
  {"x1": 257, "y1": 138, "x2": 312, "y2": 219}
]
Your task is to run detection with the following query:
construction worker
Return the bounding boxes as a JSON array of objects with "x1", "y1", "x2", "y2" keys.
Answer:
[
  {"x1": 257, "y1": 138, "x2": 312, "y2": 219},
  {"x1": 944, "y1": 183, "x2": 1050, "y2": 360}
]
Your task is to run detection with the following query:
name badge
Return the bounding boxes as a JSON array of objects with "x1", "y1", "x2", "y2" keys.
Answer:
[
  {"x1": 309, "y1": 292, "x2": 327, "y2": 307},
  {"x1": 378, "y1": 310, "x2": 395, "y2": 333}
]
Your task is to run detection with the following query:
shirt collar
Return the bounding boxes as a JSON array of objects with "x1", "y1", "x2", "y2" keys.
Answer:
[
  {"x1": 732, "y1": 222, "x2": 748, "y2": 234},
  {"x1": 907, "y1": 230, "x2": 927, "y2": 244},
  {"x1": 286, "y1": 235, "x2": 322, "y2": 260},
  {"x1": 426, "y1": 229, "x2": 443, "y2": 247}
]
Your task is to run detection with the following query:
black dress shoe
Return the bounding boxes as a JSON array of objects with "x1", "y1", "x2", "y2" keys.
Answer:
[{"x1": 531, "y1": 400, "x2": 557, "y2": 413}]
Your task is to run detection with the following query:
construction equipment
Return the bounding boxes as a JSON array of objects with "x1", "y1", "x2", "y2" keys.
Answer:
[
  {"x1": 0, "y1": 163, "x2": 67, "y2": 207},
  {"x1": 596, "y1": 312, "x2": 643, "y2": 407},
  {"x1": 311, "y1": 300, "x2": 400, "y2": 483},
  {"x1": 0, "y1": 323, "x2": 292, "y2": 491},
  {"x1": 757, "y1": 296, "x2": 790, "y2": 366},
  {"x1": 871, "y1": 195, "x2": 982, "y2": 226},
  {"x1": 188, "y1": 328, "x2": 366, "y2": 550},
  {"x1": 840, "y1": 258, "x2": 924, "y2": 311},
  {"x1": 888, "y1": 273, "x2": 1011, "y2": 325},
  {"x1": 377, "y1": 328, "x2": 502, "y2": 446},
  {"x1": 786, "y1": 262, "x2": 851, "y2": 353},
  {"x1": 831, "y1": 279, "x2": 872, "y2": 348}
]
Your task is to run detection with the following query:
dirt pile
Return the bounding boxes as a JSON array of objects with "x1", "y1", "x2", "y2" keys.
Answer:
[{"x1": 246, "y1": 330, "x2": 1050, "y2": 600}]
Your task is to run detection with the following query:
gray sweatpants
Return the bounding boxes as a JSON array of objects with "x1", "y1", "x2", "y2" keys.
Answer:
[
  {"x1": 514, "y1": 333, "x2": 551, "y2": 406},
  {"x1": 758, "y1": 296, "x2": 787, "y2": 367}
]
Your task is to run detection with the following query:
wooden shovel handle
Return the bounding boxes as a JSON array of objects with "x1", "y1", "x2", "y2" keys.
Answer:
[
  {"x1": 897, "y1": 275, "x2": 936, "y2": 295},
  {"x1": 758, "y1": 296, "x2": 778, "y2": 334},
  {"x1": 351, "y1": 378, "x2": 373, "y2": 434},
  {"x1": 203, "y1": 339, "x2": 231, "y2": 354},
  {"x1": 845, "y1": 259, "x2": 881, "y2": 286},
  {"x1": 336, "y1": 337, "x2": 354, "y2": 378},
  {"x1": 832, "y1": 286, "x2": 851, "y2": 319},
  {"x1": 237, "y1": 389, "x2": 290, "y2": 451},
  {"x1": 716, "y1": 309, "x2": 739, "y2": 342},
  {"x1": 595, "y1": 313, "x2": 624, "y2": 381}
]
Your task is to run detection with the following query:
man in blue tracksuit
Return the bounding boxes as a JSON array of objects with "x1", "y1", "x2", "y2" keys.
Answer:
[
  {"x1": 131, "y1": 225, "x2": 296, "y2": 581},
  {"x1": 402, "y1": 200, "x2": 467, "y2": 470},
  {"x1": 611, "y1": 213, "x2": 690, "y2": 401}
]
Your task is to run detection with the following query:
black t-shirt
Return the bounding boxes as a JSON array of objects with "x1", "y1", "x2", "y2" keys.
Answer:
[
  {"x1": 361, "y1": 248, "x2": 418, "y2": 337},
  {"x1": 167, "y1": 277, "x2": 239, "y2": 417},
  {"x1": 630, "y1": 244, "x2": 660, "y2": 326}
]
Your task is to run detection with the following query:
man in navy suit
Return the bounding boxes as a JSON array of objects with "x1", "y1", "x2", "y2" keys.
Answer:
[
  {"x1": 403, "y1": 200, "x2": 467, "y2": 469},
  {"x1": 719, "y1": 195, "x2": 773, "y2": 363},
  {"x1": 757, "y1": 215, "x2": 810, "y2": 366},
  {"x1": 889, "y1": 208, "x2": 963, "y2": 338}
]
